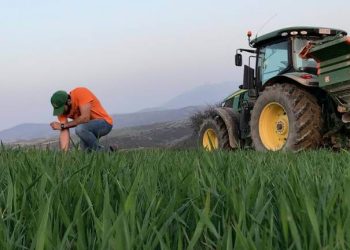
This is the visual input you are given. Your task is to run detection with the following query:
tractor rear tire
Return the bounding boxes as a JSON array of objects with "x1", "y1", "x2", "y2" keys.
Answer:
[
  {"x1": 250, "y1": 83, "x2": 322, "y2": 152},
  {"x1": 198, "y1": 117, "x2": 231, "y2": 151}
]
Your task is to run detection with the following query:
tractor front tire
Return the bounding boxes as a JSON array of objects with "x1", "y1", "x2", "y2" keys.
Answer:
[
  {"x1": 198, "y1": 117, "x2": 230, "y2": 151},
  {"x1": 250, "y1": 83, "x2": 322, "y2": 152}
]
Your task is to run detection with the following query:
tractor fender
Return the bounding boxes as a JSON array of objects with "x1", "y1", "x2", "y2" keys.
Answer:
[
  {"x1": 263, "y1": 73, "x2": 318, "y2": 89},
  {"x1": 213, "y1": 107, "x2": 240, "y2": 149}
]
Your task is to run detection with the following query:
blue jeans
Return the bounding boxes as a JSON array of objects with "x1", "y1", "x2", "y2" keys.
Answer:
[{"x1": 75, "y1": 119, "x2": 112, "y2": 151}]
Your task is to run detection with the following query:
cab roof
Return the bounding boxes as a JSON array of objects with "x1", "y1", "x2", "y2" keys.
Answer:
[{"x1": 250, "y1": 26, "x2": 347, "y2": 48}]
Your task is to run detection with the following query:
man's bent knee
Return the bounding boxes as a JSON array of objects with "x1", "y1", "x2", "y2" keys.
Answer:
[{"x1": 75, "y1": 124, "x2": 88, "y2": 137}]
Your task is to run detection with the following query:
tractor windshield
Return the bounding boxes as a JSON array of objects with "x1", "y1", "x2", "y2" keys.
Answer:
[
  {"x1": 293, "y1": 38, "x2": 317, "y2": 74},
  {"x1": 259, "y1": 40, "x2": 289, "y2": 83}
]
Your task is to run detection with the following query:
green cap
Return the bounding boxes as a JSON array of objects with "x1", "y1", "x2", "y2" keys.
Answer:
[{"x1": 51, "y1": 90, "x2": 68, "y2": 116}]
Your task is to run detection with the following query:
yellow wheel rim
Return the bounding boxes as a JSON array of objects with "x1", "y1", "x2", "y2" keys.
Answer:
[
  {"x1": 259, "y1": 102, "x2": 289, "y2": 151},
  {"x1": 202, "y1": 128, "x2": 219, "y2": 151}
]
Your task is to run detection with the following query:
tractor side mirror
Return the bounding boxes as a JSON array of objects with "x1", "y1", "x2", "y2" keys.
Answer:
[{"x1": 235, "y1": 53, "x2": 242, "y2": 66}]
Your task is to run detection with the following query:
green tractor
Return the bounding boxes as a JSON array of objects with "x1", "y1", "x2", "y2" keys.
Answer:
[{"x1": 196, "y1": 26, "x2": 350, "y2": 151}]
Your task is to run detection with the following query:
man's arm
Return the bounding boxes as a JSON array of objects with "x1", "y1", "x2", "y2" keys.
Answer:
[
  {"x1": 59, "y1": 129, "x2": 70, "y2": 151},
  {"x1": 59, "y1": 104, "x2": 91, "y2": 151},
  {"x1": 50, "y1": 116, "x2": 70, "y2": 151},
  {"x1": 62, "y1": 103, "x2": 91, "y2": 129}
]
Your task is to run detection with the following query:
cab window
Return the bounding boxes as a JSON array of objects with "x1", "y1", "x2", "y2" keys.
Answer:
[{"x1": 259, "y1": 40, "x2": 289, "y2": 83}]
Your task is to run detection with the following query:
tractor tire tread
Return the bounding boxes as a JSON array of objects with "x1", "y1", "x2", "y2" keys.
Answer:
[{"x1": 250, "y1": 83, "x2": 322, "y2": 151}]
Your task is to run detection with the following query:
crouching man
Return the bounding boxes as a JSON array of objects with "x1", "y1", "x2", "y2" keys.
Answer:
[{"x1": 50, "y1": 87, "x2": 113, "y2": 151}]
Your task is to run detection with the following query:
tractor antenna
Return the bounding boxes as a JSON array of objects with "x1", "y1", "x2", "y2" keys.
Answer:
[{"x1": 256, "y1": 13, "x2": 278, "y2": 38}]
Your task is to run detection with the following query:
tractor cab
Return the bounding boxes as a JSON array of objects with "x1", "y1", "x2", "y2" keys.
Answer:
[{"x1": 235, "y1": 27, "x2": 347, "y2": 95}]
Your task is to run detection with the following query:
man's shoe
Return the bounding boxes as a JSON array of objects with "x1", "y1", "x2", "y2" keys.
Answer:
[{"x1": 109, "y1": 144, "x2": 119, "y2": 152}]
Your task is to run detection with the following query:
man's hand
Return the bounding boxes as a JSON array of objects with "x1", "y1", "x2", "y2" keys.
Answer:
[{"x1": 50, "y1": 121, "x2": 62, "y2": 130}]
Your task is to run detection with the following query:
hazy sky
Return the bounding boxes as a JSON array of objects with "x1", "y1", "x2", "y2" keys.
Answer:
[{"x1": 1, "y1": 0, "x2": 349, "y2": 130}]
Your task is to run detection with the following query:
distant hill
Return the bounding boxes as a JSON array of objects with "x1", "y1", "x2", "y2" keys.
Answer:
[
  {"x1": 111, "y1": 106, "x2": 203, "y2": 128},
  {"x1": 162, "y1": 81, "x2": 237, "y2": 109},
  {"x1": 101, "y1": 120, "x2": 196, "y2": 149},
  {"x1": 0, "y1": 124, "x2": 56, "y2": 143},
  {"x1": 139, "y1": 81, "x2": 238, "y2": 112}
]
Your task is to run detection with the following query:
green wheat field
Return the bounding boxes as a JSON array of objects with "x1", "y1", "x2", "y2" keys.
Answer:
[{"x1": 0, "y1": 147, "x2": 349, "y2": 249}]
